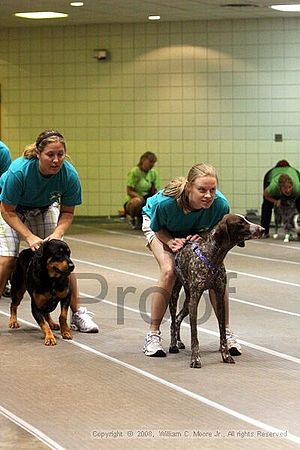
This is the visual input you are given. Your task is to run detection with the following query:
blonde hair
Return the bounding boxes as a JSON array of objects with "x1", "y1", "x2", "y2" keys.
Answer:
[
  {"x1": 164, "y1": 163, "x2": 218, "y2": 213},
  {"x1": 23, "y1": 130, "x2": 66, "y2": 159}
]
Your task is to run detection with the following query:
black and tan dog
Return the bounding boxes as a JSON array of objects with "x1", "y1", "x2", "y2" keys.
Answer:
[
  {"x1": 169, "y1": 214, "x2": 264, "y2": 368},
  {"x1": 9, "y1": 239, "x2": 74, "y2": 345}
]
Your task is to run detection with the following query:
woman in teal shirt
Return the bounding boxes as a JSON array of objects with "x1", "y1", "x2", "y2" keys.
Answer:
[
  {"x1": 0, "y1": 130, "x2": 98, "y2": 333},
  {"x1": 142, "y1": 163, "x2": 241, "y2": 357}
]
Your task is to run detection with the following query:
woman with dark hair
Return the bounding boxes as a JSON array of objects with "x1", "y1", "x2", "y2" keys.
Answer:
[
  {"x1": 141, "y1": 163, "x2": 241, "y2": 358},
  {"x1": 0, "y1": 130, "x2": 98, "y2": 332},
  {"x1": 124, "y1": 151, "x2": 160, "y2": 229}
]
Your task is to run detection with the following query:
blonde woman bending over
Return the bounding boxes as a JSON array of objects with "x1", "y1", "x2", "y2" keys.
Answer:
[{"x1": 141, "y1": 163, "x2": 242, "y2": 357}]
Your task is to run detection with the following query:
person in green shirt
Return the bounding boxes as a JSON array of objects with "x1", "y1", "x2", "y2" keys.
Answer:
[
  {"x1": 124, "y1": 152, "x2": 160, "y2": 229},
  {"x1": 262, "y1": 161, "x2": 300, "y2": 237},
  {"x1": 270, "y1": 174, "x2": 300, "y2": 242}
]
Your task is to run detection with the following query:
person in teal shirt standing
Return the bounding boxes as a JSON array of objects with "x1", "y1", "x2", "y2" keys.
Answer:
[
  {"x1": 0, "y1": 129, "x2": 99, "y2": 333},
  {"x1": 124, "y1": 151, "x2": 160, "y2": 229},
  {"x1": 0, "y1": 140, "x2": 12, "y2": 175},
  {"x1": 142, "y1": 163, "x2": 242, "y2": 357}
]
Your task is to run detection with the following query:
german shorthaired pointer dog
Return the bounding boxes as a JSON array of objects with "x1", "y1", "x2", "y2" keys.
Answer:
[{"x1": 169, "y1": 214, "x2": 264, "y2": 368}]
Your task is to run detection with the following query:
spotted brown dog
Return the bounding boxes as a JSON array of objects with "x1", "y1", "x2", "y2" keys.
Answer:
[
  {"x1": 9, "y1": 239, "x2": 74, "y2": 345},
  {"x1": 169, "y1": 214, "x2": 264, "y2": 368}
]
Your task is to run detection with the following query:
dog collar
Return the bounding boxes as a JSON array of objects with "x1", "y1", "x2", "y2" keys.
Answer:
[{"x1": 190, "y1": 242, "x2": 217, "y2": 270}]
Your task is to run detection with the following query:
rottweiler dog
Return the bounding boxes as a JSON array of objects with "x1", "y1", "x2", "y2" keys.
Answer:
[{"x1": 9, "y1": 239, "x2": 74, "y2": 345}]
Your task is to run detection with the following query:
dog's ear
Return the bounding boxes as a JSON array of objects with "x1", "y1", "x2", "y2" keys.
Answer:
[
  {"x1": 216, "y1": 215, "x2": 231, "y2": 245},
  {"x1": 34, "y1": 244, "x2": 44, "y2": 258},
  {"x1": 31, "y1": 242, "x2": 47, "y2": 277}
]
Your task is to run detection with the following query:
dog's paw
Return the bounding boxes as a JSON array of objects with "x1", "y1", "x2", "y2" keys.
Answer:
[
  {"x1": 48, "y1": 321, "x2": 59, "y2": 330},
  {"x1": 44, "y1": 335, "x2": 57, "y2": 346},
  {"x1": 169, "y1": 345, "x2": 179, "y2": 353},
  {"x1": 190, "y1": 357, "x2": 202, "y2": 368},
  {"x1": 8, "y1": 319, "x2": 20, "y2": 329},
  {"x1": 62, "y1": 330, "x2": 72, "y2": 340},
  {"x1": 177, "y1": 340, "x2": 185, "y2": 349},
  {"x1": 222, "y1": 353, "x2": 235, "y2": 364}
]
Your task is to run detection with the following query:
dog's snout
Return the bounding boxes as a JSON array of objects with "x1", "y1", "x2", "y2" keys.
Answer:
[
  {"x1": 68, "y1": 261, "x2": 75, "y2": 273},
  {"x1": 250, "y1": 223, "x2": 265, "y2": 238}
]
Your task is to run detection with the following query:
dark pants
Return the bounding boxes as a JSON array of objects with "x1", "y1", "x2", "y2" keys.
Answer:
[
  {"x1": 261, "y1": 196, "x2": 300, "y2": 234},
  {"x1": 260, "y1": 169, "x2": 276, "y2": 235},
  {"x1": 260, "y1": 199, "x2": 275, "y2": 235}
]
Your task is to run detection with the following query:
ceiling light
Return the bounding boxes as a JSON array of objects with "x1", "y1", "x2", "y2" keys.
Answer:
[
  {"x1": 70, "y1": 2, "x2": 84, "y2": 6},
  {"x1": 270, "y1": 4, "x2": 300, "y2": 11},
  {"x1": 148, "y1": 15, "x2": 161, "y2": 21},
  {"x1": 14, "y1": 11, "x2": 68, "y2": 19}
]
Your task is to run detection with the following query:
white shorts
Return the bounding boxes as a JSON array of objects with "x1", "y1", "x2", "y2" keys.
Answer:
[{"x1": 0, "y1": 205, "x2": 60, "y2": 257}]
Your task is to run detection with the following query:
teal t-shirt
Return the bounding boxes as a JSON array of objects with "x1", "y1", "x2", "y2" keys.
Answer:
[
  {"x1": 125, "y1": 166, "x2": 160, "y2": 204},
  {"x1": 266, "y1": 166, "x2": 300, "y2": 197},
  {"x1": 0, "y1": 141, "x2": 12, "y2": 176},
  {"x1": 0, "y1": 156, "x2": 82, "y2": 207},
  {"x1": 142, "y1": 189, "x2": 230, "y2": 238}
]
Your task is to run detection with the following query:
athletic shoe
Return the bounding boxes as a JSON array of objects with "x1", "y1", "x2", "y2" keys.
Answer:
[
  {"x1": 143, "y1": 331, "x2": 166, "y2": 357},
  {"x1": 70, "y1": 307, "x2": 99, "y2": 333},
  {"x1": 284, "y1": 233, "x2": 290, "y2": 243},
  {"x1": 273, "y1": 233, "x2": 278, "y2": 239},
  {"x1": 226, "y1": 328, "x2": 242, "y2": 356}
]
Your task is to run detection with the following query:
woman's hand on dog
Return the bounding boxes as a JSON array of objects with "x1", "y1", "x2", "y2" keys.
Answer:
[
  {"x1": 26, "y1": 234, "x2": 44, "y2": 251},
  {"x1": 167, "y1": 237, "x2": 187, "y2": 253}
]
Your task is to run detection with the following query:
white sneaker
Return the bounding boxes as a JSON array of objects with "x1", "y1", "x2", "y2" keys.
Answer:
[
  {"x1": 143, "y1": 331, "x2": 166, "y2": 357},
  {"x1": 283, "y1": 234, "x2": 290, "y2": 243},
  {"x1": 226, "y1": 328, "x2": 242, "y2": 356},
  {"x1": 273, "y1": 233, "x2": 278, "y2": 240},
  {"x1": 70, "y1": 307, "x2": 99, "y2": 333}
]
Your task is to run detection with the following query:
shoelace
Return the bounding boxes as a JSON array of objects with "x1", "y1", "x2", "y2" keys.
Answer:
[
  {"x1": 76, "y1": 309, "x2": 95, "y2": 324},
  {"x1": 146, "y1": 333, "x2": 161, "y2": 345},
  {"x1": 226, "y1": 331, "x2": 238, "y2": 345}
]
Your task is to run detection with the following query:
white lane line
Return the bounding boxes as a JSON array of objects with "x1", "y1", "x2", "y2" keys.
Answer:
[
  {"x1": 1, "y1": 313, "x2": 299, "y2": 445},
  {"x1": 71, "y1": 224, "x2": 144, "y2": 239},
  {"x1": 233, "y1": 270, "x2": 300, "y2": 288},
  {"x1": 1, "y1": 290, "x2": 299, "y2": 367},
  {"x1": 252, "y1": 240, "x2": 300, "y2": 251},
  {"x1": 79, "y1": 294, "x2": 300, "y2": 366},
  {"x1": 269, "y1": 243, "x2": 300, "y2": 250},
  {"x1": 68, "y1": 236, "x2": 300, "y2": 266},
  {"x1": 0, "y1": 405, "x2": 65, "y2": 450},
  {"x1": 72, "y1": 257, "x2": 300, "y2": 289},
  {"x1": 230, "y1": 251, "x2": 300, "y2": 266},
  {"x1": 231, "y1": 297, "x2": 300, "y2": 317},
  {"x1": 68, "y1": 340, "x2": 300, "y2": 445},
  {"x1": 67, "y1": 236, "x2": 150, "y2": 257}
]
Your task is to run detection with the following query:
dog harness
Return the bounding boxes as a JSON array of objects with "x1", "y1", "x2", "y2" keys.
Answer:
[
  {"x1": 190, "y1": 242, "x2": 218, "y2": 271},
  {"x1": 175, "y1": 241, "x2": 218, "y2": 286}
]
